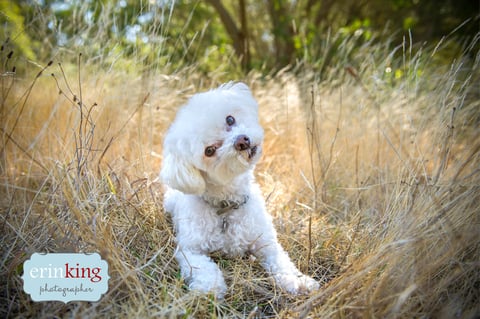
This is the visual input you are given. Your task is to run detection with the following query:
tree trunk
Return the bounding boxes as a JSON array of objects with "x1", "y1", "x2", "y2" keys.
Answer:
[
  {"x1": 265, "y1": 0, "x2": 296, "y2": 68},
  {"x1": 206, "y1": 0, "x2": 250, "y2": 70}
]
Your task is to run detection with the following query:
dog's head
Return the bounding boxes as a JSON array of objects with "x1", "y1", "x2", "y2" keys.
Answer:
[{"x1": 160, "y1": 82, "x2": 264, "y2": 194}]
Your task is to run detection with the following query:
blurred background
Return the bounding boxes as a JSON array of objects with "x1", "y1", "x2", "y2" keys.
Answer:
[{"x1": 2, "y1": 0, "x2": 478, "y2": 76}]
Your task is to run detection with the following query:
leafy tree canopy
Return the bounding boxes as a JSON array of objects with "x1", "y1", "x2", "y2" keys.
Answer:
[{"x1": 1, "y1": 0, "x2": 478, "y2": 75}]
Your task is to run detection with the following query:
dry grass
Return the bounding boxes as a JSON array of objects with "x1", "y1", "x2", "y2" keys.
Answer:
[{"x1": 1, "y1": 35, "x2": 479, "y2": 318}]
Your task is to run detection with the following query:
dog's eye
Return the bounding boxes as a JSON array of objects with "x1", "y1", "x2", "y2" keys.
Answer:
[
  {"x1": 204, "y1": 146, "x2": 217, "y2": 157},
  {"x1": 226, "y1": 115, "x2": 236, "y2": 126}
]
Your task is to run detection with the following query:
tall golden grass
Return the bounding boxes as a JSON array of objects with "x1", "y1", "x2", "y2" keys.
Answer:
[{"x1": 1, "y1": 33, "x2": 479, "y2": 318}]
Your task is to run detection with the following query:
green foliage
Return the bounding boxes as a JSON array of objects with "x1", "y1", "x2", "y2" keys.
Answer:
[
  {"x1": 339, "y1": 19, "x2": 373, "y2": 41},
  {"x1": 0, "y1": 0, "x2": 36, "y2": 60},
  {"x1": 3, "y1": 0, "x2": 478, "y2": 76}
]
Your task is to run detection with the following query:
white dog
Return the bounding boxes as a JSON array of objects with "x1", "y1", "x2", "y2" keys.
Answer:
[{"x1": 160, "y1": 82, "x2": 319, "y2": 298}]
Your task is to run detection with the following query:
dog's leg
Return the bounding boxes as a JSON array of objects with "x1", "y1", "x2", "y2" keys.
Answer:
[
  {"x1": 255, "y1": 241, "x2": 320, "y2": 294},
  {"x1": 175, "y1": 247, "x2": 227, "y2": 299}
]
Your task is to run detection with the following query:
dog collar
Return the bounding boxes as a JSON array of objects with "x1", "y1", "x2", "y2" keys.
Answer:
[
  {"x1": 216, "y1": 196, "x2": 249, "y2": 216},
  {"x1": 201, "y1": 194, "x2": 249, "y2": 233},
  {"x1": 202, "y1": 195, "x2": 249, "y2": 215}
]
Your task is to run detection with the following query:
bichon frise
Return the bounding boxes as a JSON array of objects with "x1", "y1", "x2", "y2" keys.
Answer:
[{"x1": 160, "y1": 82, "x2": 319, "y2": 298}]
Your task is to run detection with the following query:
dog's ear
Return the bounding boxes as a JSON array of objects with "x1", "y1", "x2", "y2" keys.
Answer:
[{"x1": 160, "y1": 152, "x2": 205, "y2": 195}]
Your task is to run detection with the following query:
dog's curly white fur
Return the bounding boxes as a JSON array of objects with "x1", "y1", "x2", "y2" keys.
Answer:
[{"x1": 161, "y1": 82, "x2": 319, "y2": 298}]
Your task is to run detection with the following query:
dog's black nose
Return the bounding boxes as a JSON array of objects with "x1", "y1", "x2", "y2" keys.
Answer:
[{"x1": 234, "y1": 135, "x2": 250, "y2": 151}]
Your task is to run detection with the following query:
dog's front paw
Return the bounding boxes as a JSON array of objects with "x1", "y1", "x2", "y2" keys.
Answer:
[
  {"x1": 274, "y1": 273, "x2": 320, "y2": 295},
  {"x1": 188, "y1": 275, "x2": 227, "y2": 299}
]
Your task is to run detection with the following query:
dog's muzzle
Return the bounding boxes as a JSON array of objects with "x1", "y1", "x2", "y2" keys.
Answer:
[{"x1": 234, "y1": 134, "x2": 258, "y2": 159}]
